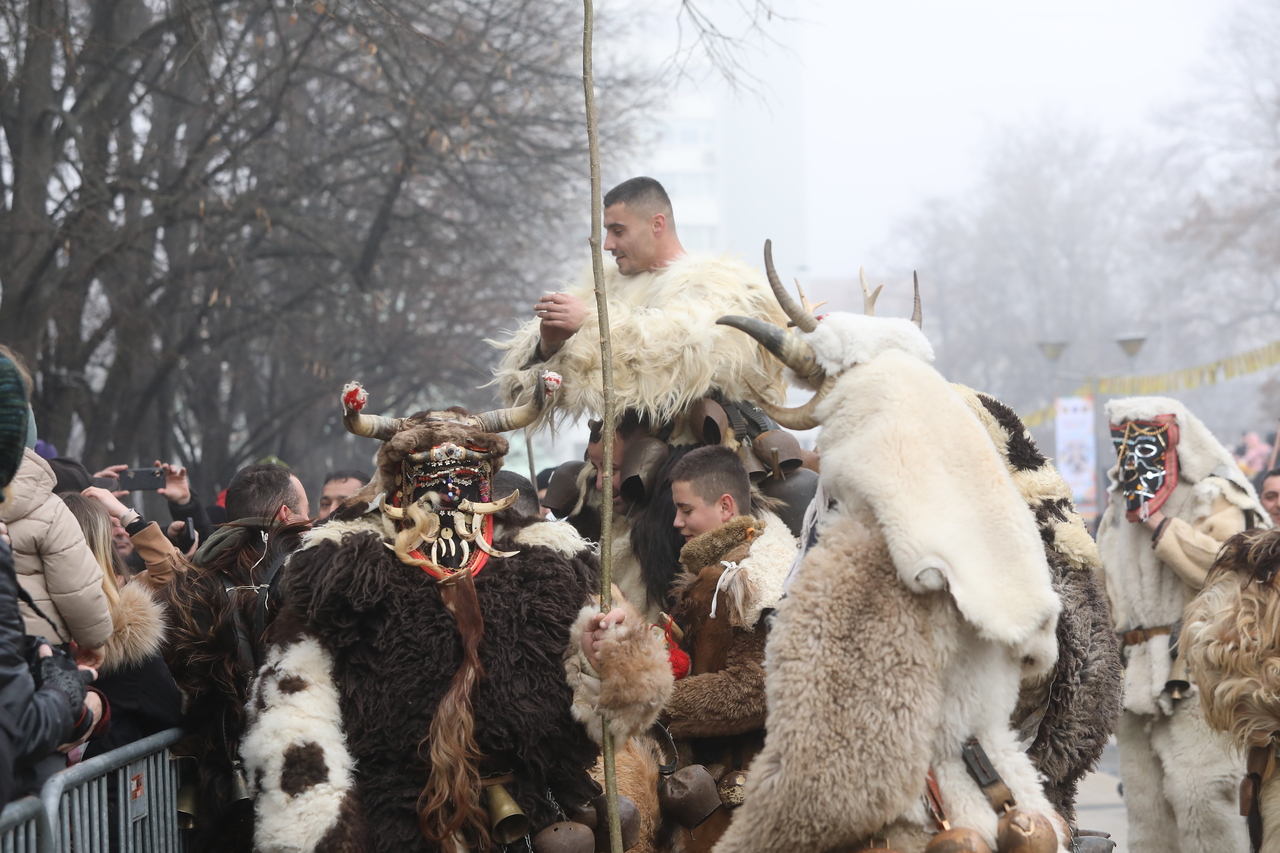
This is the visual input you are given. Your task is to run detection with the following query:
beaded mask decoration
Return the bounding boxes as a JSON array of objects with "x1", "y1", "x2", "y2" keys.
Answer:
[{"x1": 1110, "y1": 414, "x2": 1180, "y2": 523}]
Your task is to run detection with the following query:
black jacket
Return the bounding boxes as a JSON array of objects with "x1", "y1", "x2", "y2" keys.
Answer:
[{"x1": 0, "y1": 538, "x2": 75, "y2": 797}]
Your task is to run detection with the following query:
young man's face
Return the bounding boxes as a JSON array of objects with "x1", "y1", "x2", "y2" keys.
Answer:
[
  {"x1": 671, "y1": 480, "x2": 734, "y2": 541},
  {"x1": 1262, "y1": 475, "x2": 1280, "y2": 526},
  {"x1": 318, "y1": 477, "x2": 363, "y2": 520},
  {"x1": 603, "y1": 202, "x2": 659, "y2": 276}
]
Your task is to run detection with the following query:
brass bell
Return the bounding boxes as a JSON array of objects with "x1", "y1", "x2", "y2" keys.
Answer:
[
  {"x1": 176, "y1": 783, "x2": 198, "y2": 831},
  {"x1": 717, "y1": 770, "x2": 747, "y2": 808},
  {"x1": 657, "y1": 765, "x2": 721, "y2": 829},
  {"x1": 924, "y1": 826, "x2": 993, "y2": 853},
  {"x1": 995, "y1": 808, "x2": 1057, "y2": 853},
  {"x1": 531, "y1": 821, "x2": 595, "y2": 853},
  {"x1": 485, "y1": 783, "x2": 531, "y2": 845},
  {"x1": 230, "y1": 761, "x2": 252, "y2": 803}
]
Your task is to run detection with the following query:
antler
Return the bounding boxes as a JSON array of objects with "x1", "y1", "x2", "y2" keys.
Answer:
[
  {"x1": 860, "y1": 267, "x2": 883, "y2": 317},
  {"x1": 911, "y1": 271, "x2": 922, "y2": 329}
]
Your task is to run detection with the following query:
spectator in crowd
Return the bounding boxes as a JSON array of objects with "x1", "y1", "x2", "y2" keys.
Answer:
[
  {"x1": 316, "y1": 468, "x2": 369, "y2": 520},
  {"x1": 1260, "y1": 467, "x2": 1280, "y2": 528},
  {"x1": 60, "y1": 494, "x2": 181, "y2": 758},
  {"x1": 162, "y1": 463, "x2": 310, "y2": 852},
  {"x1": 79, "y1": 487, "x2": 187, "y2": 591},
  {"x1": 91, "y1": 461, "x2": 214, "y2": 556},
  {"x1": 0, "y1": 446, "x2": 111, "y2": 669},
  {"x1": 493, "y1": 470, "x2": 541, "y2": 517},
  {"x1": 0, "y1": 352, "x2": 103, "y2": 800}
]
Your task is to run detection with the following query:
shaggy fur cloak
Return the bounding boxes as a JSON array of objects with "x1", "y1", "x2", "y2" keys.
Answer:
[
  {"x1": 713, "y1": 312, "x2": 1066, "y2": 853},
  {"x1": 953, "y1": 387, "x2": 1122, "y2": 822},
  {"x1": 244, "y1": 508, "x2": 671, "y2": 853},
  {"x1": 490, "y1": 254, "x2": 790, "y2": 433}
]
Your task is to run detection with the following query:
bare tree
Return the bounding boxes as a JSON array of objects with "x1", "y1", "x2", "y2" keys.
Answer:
[{"x1": 1, "y1": 0, "x2": 647, "y2": 494}]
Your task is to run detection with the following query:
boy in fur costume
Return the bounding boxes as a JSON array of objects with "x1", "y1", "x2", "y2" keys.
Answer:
[
  {"x1": 1096, "y1": 396, "x2": 1266, "y2": 853},
  {"x1": 1184, "y1": 528, "x2": 1280, "y2": 853},
  {"x1": 242, "y1": 377, "x2": 674, "y2": 853},
  {"x1": 663, "y1": 446, "x2": 798, "y2": 852}
]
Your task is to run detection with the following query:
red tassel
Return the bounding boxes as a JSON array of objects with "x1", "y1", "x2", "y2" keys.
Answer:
[{"x1": 669, "y1": 646, "x2": 690, "y2": 680}]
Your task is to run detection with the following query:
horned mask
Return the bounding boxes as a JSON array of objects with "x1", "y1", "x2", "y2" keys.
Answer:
[{"x1": 340, "y1": 371, "x2": 562, "y2": 578}]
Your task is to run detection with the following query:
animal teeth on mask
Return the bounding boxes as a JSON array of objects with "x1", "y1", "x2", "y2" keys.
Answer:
[
  {"x1": 458, "y1": 539, "x2": 470, "y2": 564},
  {"x1": 476, "y1": 535, "x2": 519, "y2": 559}
]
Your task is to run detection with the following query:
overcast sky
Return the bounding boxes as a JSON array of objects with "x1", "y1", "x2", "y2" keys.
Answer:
[{"x1": 730, "y1": 0, "x2": 1231, "y2": 280}]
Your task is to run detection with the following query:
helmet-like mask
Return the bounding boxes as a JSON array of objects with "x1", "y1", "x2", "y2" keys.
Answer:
[{"x1": 341, "y1": 372, "x2": 562, "y2": 578}]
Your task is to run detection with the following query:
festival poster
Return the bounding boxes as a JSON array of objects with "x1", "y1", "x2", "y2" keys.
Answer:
[{"x1": 1055, "y1": 396, "x2": 1098, "y2": 520}]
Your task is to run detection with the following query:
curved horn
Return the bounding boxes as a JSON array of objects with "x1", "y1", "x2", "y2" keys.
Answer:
[
  {"x1": 471, "y1": 371, "x2": 562, "y2": 433},
  {"x1": 748, "y1": 376, "x2": 836, "y2": 431},
  {"x1": 341, "y1": 382, "x2": 403, "y2": 440},
  {"x1": 911, "y1": 271, "x2": 922, "y2": 328},
  {"x1": 764, "y1": 240, "x2": 817, "y2": 332},
  {"x1": 717, "y1": 316, "x2": 825, "y2": 386}
]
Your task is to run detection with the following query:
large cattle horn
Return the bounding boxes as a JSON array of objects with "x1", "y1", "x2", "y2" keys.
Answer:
[
  {"x1": 341, "y1": 382, "x2": 404, "y2": 440},
  {"x1": 764, "y1": 240, "x2": 817, "y2": 333},
  {"x1": 911, "y1": 271, "x2": 922, "y2": 328},
  {"x1": 747, "y1": 376, "x2": 836, "y2": 431},
  {"x1": 717, "y1": 316, "x2": 825, "y2": 386},
  {"x1": 470, "y1": 371, "x2": 562, "y2": 434}
]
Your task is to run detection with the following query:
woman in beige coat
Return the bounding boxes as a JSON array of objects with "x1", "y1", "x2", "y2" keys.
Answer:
[{"x1": 0, "y1": 448, "x2": 111, "y2": 664}]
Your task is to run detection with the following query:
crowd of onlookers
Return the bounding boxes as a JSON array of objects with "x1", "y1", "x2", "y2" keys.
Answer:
[{"x1": 0, "y1": 345, "x2": 393, "y2": 820}]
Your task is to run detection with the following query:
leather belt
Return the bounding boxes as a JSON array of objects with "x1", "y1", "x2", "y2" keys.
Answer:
[{"x1": 1119, "y1": 625, "x2": 1171, "y2": 648}]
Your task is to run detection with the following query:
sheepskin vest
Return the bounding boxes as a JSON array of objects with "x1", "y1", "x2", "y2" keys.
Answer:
[
  {"x1": 246, "y1": 510, "x2": 604, "y2": 853},
  {"x1": 492, "y1": 253, "x2": 790, "y2": 437},
  {"x1": 1098, "y1": 475, "x2": 1245, "y2": 716}
]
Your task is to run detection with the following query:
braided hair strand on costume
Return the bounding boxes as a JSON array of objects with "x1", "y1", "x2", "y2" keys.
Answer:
[
  {"x1": 393, "y1": 499, "x2": 441, "y2": 570},
  {"x1": 417, "y1": 569, "x2": 490, "y2": 849}
]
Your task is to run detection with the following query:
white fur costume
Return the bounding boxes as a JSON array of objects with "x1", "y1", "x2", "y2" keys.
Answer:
[
  {"x1": 712, "y1": 312, "x2": 1066, "y2": 853},
  {"x1": 491, "y1": 253, "x2": 790, "y2": 434},
  {"x1": 1097, "y1": 396, "x2": 1263, "y2": 853}
]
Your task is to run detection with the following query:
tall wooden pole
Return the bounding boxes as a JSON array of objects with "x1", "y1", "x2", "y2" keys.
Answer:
[{"x1": 582, "y1": 1, "x2": 622, "y2": 852}]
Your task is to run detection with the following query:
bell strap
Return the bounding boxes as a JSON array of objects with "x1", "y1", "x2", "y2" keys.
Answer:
[
  {"x1": 651, "y1": 722, "x2": 679, "y2": 777},
  {"x1": 922, "y1": 769, "x2": 949, "y2": 831},
  {"x1": 960, "y1": 737, "x2": 1016, "y2": 815}
]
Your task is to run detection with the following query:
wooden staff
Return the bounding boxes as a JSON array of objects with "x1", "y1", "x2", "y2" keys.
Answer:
[
  {"x1": 581, "y1": 1, "x2": 622, "y2": 852},
  {"x1": 1268, "y1": 417, "x2": 1280, "y2": 474}
]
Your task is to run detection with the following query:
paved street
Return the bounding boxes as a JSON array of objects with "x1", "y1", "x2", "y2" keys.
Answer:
[{"x1": 1075, "y1": 740, "x2": 1127, "y2": 852}]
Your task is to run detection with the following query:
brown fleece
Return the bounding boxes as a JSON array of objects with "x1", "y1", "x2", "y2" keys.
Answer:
[
  {"x1": 595, "y1": 595, "x2": 675, "y2": 743},
  {"x1": 663, "y1": 627, "x2": 768, "y2": 739}
]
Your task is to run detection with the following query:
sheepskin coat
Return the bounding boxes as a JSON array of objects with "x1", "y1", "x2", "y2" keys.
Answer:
[
  {"x1": 713, "y1": 312, "x2": 1066, "y2": 853},
  {"x1": 86, "y1": 582, "x2": 181, "y2": 758},
  {"x1": 244, "y1": 508, "x2": 672, "y2": 853},
  {"x1": 1097, "y1": 396, "x2": 1266, "y2": 716},
  {"x1": 953, "y1": 387, "x2": 1122, "y2": 822},
  {"x1": 491, "y1": 254, "x2": 790, "y2": 436},
  {"x1": 0, "y1": 448, "x2": 112, "y2": 647}
]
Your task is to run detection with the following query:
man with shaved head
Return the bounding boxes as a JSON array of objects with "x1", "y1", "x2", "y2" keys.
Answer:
[{"x1": 492, "y1": 176, "x2": 792, "y2": 623}]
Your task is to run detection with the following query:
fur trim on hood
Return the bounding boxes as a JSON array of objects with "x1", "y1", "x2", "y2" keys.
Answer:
[
  {"x1": 676, "y1": 512, "x2": 796, "y2": 629},
  {"x1": 102, "y1": 582, "x2": 166, "y2": 674},
  {"x1": 490, "y1": 253, "x2": 790, "y2": 430}
]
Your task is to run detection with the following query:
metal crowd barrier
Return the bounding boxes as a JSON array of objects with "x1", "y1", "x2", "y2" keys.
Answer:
[
  {"x1": 0, "y1": 797, "x2": 43, "y2": 853},
  {"x1": 0, "y1": 728, "x2": 188, "y2": 853}
]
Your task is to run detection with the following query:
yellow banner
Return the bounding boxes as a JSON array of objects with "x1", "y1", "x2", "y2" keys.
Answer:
[{"x1": 1020, "y1": 339, "x2": 1280, "y2": 428}]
